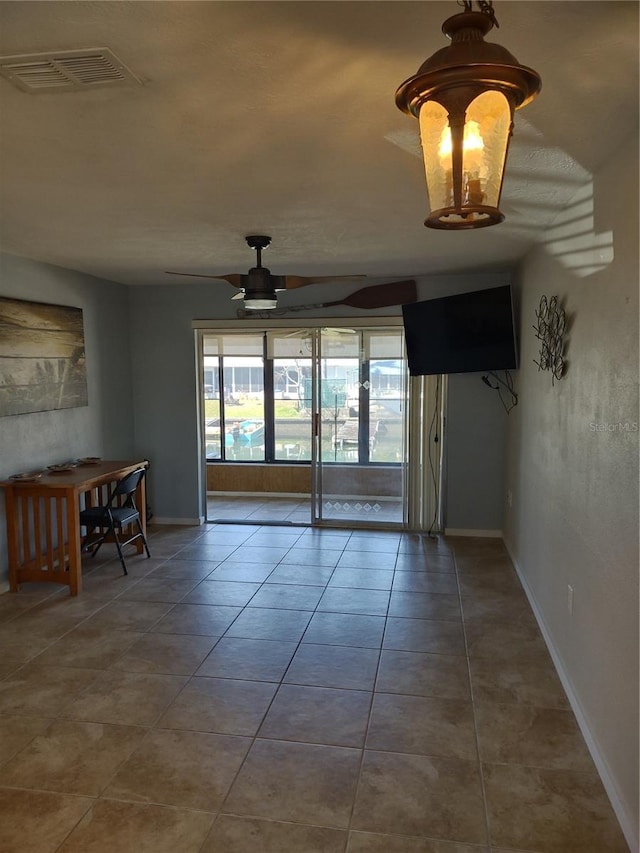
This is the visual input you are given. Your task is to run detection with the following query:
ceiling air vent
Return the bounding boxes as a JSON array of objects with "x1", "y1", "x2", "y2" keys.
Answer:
[{"x1": 0, "y1": 48, "x2": 142, "y2": 93}]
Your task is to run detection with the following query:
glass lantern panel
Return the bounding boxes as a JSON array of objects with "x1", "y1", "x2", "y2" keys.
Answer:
[
  {"x1": 463, "y1": 91, "x2": 512, "y2": 209},
  {"x1": 418, "y1": 101, "x2": 451, "y2": 211}
]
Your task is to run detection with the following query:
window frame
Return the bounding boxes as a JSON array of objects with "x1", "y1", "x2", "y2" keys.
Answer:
[{"x1": 198, "y1": 322, "x2": 406, "y2": 467}]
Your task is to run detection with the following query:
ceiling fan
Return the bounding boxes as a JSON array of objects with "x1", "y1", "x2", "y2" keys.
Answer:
[
  {"x1": 166, "y1": 235, "x2": 367, "y2": 310},
  {"x1": 236, "y1": 278, "x2": 418, "y2": 317}
]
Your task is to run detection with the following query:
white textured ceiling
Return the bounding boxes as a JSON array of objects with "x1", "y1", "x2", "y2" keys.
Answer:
[{"x1": 0, "y1": 1, "x2": 637, "y2": 288}]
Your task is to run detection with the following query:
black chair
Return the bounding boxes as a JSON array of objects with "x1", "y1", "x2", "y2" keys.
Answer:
[{"x1": 80, "y1": 467, "x2": 151, "y2": 575}]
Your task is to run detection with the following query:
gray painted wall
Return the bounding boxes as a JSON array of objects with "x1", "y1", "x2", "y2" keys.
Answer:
[
  {"x1": 446, "y1": 372, "x2": 509, "y2": 532},
  {"x1": 0, "y1": 253, "x2": 134, "y2": 588},
  {"x1": 128, "y1": 284, "x2": 211, "y2": 523},
  {"x1": 504, "y1": 132, "x2": 639, "y2": 848}
]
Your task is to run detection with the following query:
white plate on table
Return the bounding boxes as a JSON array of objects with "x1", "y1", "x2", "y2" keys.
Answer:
[{"x1": 9, "y1": 472, "x2": 42, "y2": 482}]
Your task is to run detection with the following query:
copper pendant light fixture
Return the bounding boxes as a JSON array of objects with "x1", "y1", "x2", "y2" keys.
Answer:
[{"x1": 396, "y1": 1, "x2": 541, "y2": 230}]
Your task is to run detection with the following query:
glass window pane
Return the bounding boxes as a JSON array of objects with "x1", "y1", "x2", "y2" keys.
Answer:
[
  {"x1": 369, "y1": 332, "x2": 404, "y2": 359},
  {"x1": 369, "y1": 332, "x2": 405, "y2": 463},
  {"x1": 204, "y1": 333, "x2": 264, "y2": 356},
  {"x1": 464, "y1": 90, "x2": 511, "y2": 209},
  {"x1": 222, "y1": 356, "x2": 265, "y2": 461},
  {"x1": 204, "y1": 356, "x2": 222, "y2": 460},
  {"x1": 320, "y1": 357, "x2": 359, "y2": 464},
  {"x1": 418, "y1": 100, "x2": 451, "y2": 210},
  {"x1": 321, "y1": 333, "x2": 360, "y2": 359},
  {"x1": 267, "y1": 330, "x2": 313, "y2": 359},
  {"x1": 370, "y1": 358, "x2": 404, "y2": 463},
  {"x1": 273, "y1": 358, "x2": 312, "y2": 461}
]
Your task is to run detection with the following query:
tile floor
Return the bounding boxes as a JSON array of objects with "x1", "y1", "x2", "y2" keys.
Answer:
[
  {"x1": 206, "y1": 494, "x2": 404, "y2": 525},
  {"x1": 0, "y1": 523, "x2": 628, "y2": 853},
  {"x1": 207, "y1": 494, "x2": 311, "y2": 524}
]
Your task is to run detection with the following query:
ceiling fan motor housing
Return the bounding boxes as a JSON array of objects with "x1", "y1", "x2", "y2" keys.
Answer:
[
  {"x1": 244, "y1": 266, "x2": 276, "y2": 293},
  {"x1": 242, "y1": 265, "x2": 278, "y2": 308}
]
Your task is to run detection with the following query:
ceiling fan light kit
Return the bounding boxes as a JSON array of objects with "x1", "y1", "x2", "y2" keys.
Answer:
[
  {"x1": 243, "y1": 297, "x2": 279, "y2": 311},
  {"x1": 395, "y1": 0, "x2": 541, "y2": 230}
]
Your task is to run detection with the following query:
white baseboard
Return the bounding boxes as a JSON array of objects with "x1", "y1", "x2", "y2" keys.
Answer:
[
  {"x1": 505, "y1": 539, "x2": 636, "y2": 853},
  {"x1": 444, "y1": 528, "x2": 503, "y2": 538},
  {"x1": 151, "y1": 517, "x2": 204, "y2": 526}
]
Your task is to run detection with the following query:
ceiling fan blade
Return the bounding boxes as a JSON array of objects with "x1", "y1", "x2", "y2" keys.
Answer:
[
  {"x1": 166, "y1": 270, "x2": 222, "y2": 280},
  {"x1": 324, "y1": 279, "x2": 417, "y2": 310},
  {"x1": 217, "y1": 274, "x2": 243, "y2": 287},
  {"x1": 323, "y1": 327, "x2": 357, "y2": 335},
  {"x1": 280, "y1": 279, "x2": 417, "y2": 313},
  {"x1": 283, "y1": 274, "x2": 366, "y2": 290},
  {"x1": 280, "y1": 327, "x2": 355, "y2": 339},
  {"x1": 165, "y1": 271, "x2": 243, "y2": 287}
]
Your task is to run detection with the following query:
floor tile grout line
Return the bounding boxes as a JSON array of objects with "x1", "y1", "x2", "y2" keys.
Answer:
[
  {"x1": 52, "y1": 793, "x2": 95, "y2": 853},
  {"x1": 453, "y1": 546, "x2": 493, "y2": 850},
  {"x1": 200, "y1": 808, "x2": 353, "y2": 845}
]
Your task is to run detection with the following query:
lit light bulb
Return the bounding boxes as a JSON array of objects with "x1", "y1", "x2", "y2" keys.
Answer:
[
  {"x1": 463, "y1": 120, "x2": 484, "y2": 154},
  {"x1": 438, "y1": 120, "x2": 486, "y2": 206},
  {"x1": 438, "y1": 120, "x2": 484, "y2": 159}
]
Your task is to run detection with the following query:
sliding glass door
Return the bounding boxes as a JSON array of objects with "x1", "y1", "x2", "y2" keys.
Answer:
[{"x1": 311, "y1": 327, "x2": 408, "y2": 527}]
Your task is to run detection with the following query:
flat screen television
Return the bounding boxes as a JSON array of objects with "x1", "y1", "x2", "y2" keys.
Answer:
[{"x1": 402, "y1": 285, "x2": 517, "y2": 376}]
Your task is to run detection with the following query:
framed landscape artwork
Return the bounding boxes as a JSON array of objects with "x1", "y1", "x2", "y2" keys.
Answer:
[{"x1": 0, "y1": 297, "x2": 88, "y2": 417}]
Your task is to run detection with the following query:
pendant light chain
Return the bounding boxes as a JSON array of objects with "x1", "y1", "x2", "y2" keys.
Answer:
[{"x1": 461, "y1": 0, "x2": 499, "y2": 27}]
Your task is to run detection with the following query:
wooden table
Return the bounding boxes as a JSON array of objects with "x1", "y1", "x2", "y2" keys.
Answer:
[{"x1": 1, "y1": 460, "x2": 148, "y2": 596}]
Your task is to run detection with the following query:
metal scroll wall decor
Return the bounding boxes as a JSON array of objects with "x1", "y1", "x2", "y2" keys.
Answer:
[{"x1": 533, "y1": 295, "x2": 566, "y2": 383}]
